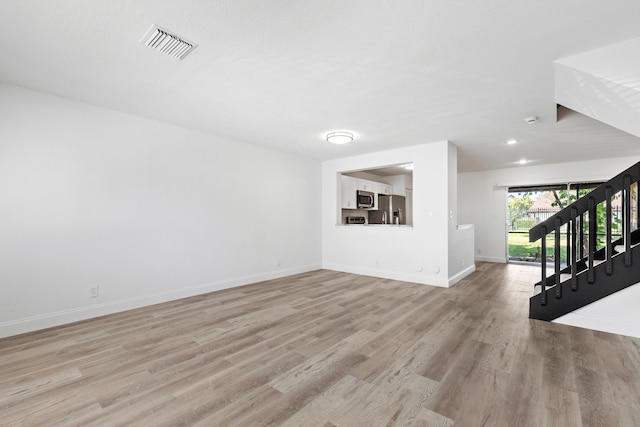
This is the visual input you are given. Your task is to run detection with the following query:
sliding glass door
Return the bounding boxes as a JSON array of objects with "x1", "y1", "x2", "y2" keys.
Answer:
[{"x1": 506, "y1": 182, "x2": 608, "y2": 264}]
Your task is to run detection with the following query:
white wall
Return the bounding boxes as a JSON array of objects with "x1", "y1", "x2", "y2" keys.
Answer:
[
  {"x1": 447, "y1": 142, "x2": 475, "y2": 284},
  {"x1": 0, "y1": 83, "x2": 322, "y2": 338},
  {"x1": 322, "y1": 141, "x2": 473, "y2": 287},
  {"x1": 458, "y1": 156, "x2": 640, "y2": 338}
]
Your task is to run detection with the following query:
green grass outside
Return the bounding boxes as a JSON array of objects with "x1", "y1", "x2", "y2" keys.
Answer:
[
  {"x1": 509, "y1": 229, "x2": 623, "y2": 262},
  {"x1": 515, "y1": 219, "x2": 536, "y2": 230},
  {"x1": 508, "y1": 231, "x2": 567, "y2": 261}
]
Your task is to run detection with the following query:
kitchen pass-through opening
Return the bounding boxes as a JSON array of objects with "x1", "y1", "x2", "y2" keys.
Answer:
[{"x1": 338, "y1": 163, "x2": 413, "y2": 226}]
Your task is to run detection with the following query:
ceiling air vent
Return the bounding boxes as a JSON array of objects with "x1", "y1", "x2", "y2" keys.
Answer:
[{"x1": 140, "y1": 25, "x2": 197, "y2": 60}]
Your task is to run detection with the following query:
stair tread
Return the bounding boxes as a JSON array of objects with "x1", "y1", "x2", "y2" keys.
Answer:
[
  {"x1": 613, "y1": 242, "x2": 640, "y2": 252},
  {"x1": 614, "y1": 241, "x2": 640, "y2": 252}
]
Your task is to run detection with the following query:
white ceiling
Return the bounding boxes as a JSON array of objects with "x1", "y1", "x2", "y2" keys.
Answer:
[{"x1": 1, "y1": 1, "x2": 640, "y2": 172}]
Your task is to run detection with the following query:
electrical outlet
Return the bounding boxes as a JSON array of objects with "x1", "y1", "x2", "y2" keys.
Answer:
[
  {"x1": 89, "y1": 286, "x2": 99, "y2": 298},
  {"x1": 276, "y1": 258, "x2": 281, "y2": 267}
]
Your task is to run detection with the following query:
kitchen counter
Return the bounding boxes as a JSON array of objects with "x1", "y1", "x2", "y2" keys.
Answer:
[
  {"x1": 366, "y1": 224, "x2": 412, "y2": 227},
  {"x1": 337, "y1": 224, "x2": 413, "y2": 227}
]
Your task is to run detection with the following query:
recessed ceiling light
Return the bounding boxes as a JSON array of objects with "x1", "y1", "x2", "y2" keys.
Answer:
[
  {"x1": 524, "y1": 116, "x2": 538, "y2": 124},
  {"x1": 326, "y1": 131, "x2": 353, "y2": 145},
  {"x1": 507, "y1": 139, "x2": 518, "y2": 145},
  {"x1": 518, "y1": 159, "x2": 528, "y2": 165}
]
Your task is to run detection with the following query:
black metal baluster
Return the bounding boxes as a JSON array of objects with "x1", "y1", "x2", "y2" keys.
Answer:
[
  {"x1": 637, "y1": 180, "x2": 640, "y2": 231},
  {"x1": 606, "y1": 186, "x2": 613, "y2": 275},
  {"x1": 571, "y1": 206, "x2": 578, "y2": 291},
  {"x1": 541, "y1": 226, "x2": 547, "y2": 306},
  {"x1": 624, "y1": 176, "x2": 632, "y2": 266},
  {"x1": 588, "y1": 197, "x2": 595, "y2": 284},
  {"x1": 576, "y1": 186, "x2": 583, "y2": 261},
  {"x1": 555, "y1": 217, "x2": 562, "y2": 299},
  {"x1": 579, "y1": 212, "x2": 585, "y2": 260},
  {"x1": 566, "y1": 216, "x2": 571, "y2": 267}
]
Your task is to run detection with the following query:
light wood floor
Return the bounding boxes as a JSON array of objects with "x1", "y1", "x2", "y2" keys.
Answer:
[{"x1": 2, "y1": 263, "x2": 640, "y2": 426}]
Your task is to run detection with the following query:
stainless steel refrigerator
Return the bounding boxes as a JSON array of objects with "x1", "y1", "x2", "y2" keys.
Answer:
[{"x1": 369, "y1": 195, "x2": 406, "y2": 224}]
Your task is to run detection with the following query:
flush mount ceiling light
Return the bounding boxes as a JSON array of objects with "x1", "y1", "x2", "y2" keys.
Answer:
[
  {"x1": 507, "y1": 139, "x2": 518, "y2": 145},
  {"x1": 326, "y1": 131, "x2": 353, "y2": 145},
  {"x1": 140, "y1": 24, "x2": 197, "y2": 60},
  {"x1": 518, "y1": 159, "x2": 528, "y2": 165}
]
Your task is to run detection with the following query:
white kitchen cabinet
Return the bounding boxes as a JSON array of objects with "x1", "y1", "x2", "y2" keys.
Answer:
[
  {"x1": 377, "y1": 183, "x2": 392, "y2": 195},
  {"x1": 355, "y1": 180, "x2": 374, "y2": 191},
  {"x1": 341, "y1": 175, "x2": 390, "y2": 210},
  {"x1": 385, "y1": 175, "x2": 411, "y2": 196},
  {"x1": 341, "y1": 175, "x2": 357, "y2": 209}
]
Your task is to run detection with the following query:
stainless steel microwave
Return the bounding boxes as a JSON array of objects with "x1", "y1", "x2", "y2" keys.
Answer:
[{"x1": 357, "y1": 190, "x2": 375, "y2": 209}]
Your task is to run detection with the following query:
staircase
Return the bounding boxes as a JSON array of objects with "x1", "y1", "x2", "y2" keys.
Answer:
[{"x1": 529, "y1": 161, "x2": 640, "y2": 321}]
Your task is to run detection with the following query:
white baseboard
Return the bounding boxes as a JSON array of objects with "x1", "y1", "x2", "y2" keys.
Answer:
[
  {"x1": 448, "y1": 264, "x2": 476, "y2": 287},
  {"x1": 0, "y1": 264, "x2": 321, "y2": 339},
  {"x1": 475, "y1": 256, "x2": 506, "y2": 263},
  {"x1": 324, "y1": 263, "x2": 476, "y2": 288},
  {"x1": 322, "y1": 262, "x2": 448, "y2": 288}
]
